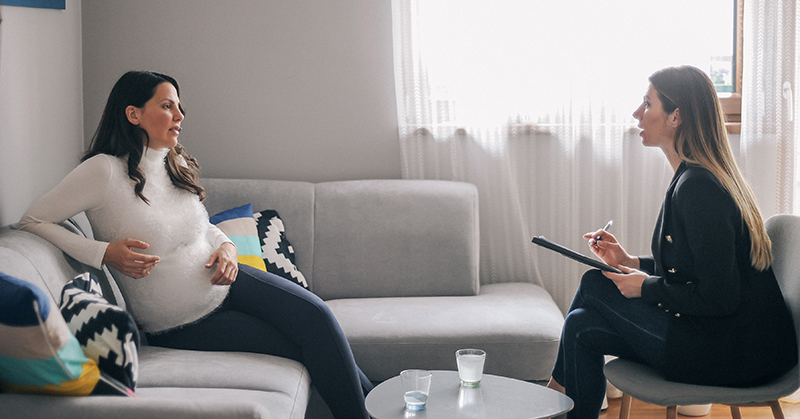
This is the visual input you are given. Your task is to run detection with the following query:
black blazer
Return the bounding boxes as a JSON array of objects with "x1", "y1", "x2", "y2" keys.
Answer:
[{"x1": 639, "y1": 162, "x2": 797, "y2": 386}]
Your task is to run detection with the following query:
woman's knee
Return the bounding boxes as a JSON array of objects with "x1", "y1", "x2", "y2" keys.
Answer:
[
  {"x1": 563, "y1": 307, "x2": 623, "y2": 358},
  {"x1": 577, "y1": 269, "x2": 621, "y2": 302},
  {"x1": 562, "y1": 307, "x2": 594, "y2": 339},
  {"x1": 234, "y1": 265, "x2": 334, "y2": 321},
  {"x1": 579, "y1": 269, "x2": 611, "y2": 289}
]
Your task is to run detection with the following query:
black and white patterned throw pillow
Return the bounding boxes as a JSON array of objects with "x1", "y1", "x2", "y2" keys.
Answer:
[
  {"x1": 59, "y1": 273, "x2": 139, "y2": 390},
  {"x1": 254, "y1": 209, "x2": 310, "y2": 290}
]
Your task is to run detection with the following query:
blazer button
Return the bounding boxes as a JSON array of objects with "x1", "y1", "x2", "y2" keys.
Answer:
[
  {"x1": 668, "y1": 268, "x2": 676, "y2": 274},
  {"x1": 657, "y1": 303, "x2": 663, "y2": 308},
  {"x1": 666, "y1": 235, "x2": 673, "y2": 243},
  {"x1": 675, "y1": 313, "x2": 681, "y2": 317}
]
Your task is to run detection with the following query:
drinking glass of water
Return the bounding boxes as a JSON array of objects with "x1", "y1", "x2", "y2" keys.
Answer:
[
  {"x1": 400, "y1": 369, "x2": 432, "y2": 410},
  {"x1": 456, "y1": 349, "x2": 486, "y2": 387}
]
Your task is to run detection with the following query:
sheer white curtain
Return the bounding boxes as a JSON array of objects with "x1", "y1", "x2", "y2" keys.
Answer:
[
  {"x1": 740, "y1": 0, "x2": 799, "y2": 217},
  {"x1": 392, "y1": 0, "x2": 735, "y2": 311}
]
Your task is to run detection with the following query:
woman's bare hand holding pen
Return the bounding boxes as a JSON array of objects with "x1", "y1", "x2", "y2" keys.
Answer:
[
  {"x1": 584, "y1": 221, "x2": 645, "y2": 298},
  {"x1": 583, "y1": 221, "x2": 639, "y2": 270}
]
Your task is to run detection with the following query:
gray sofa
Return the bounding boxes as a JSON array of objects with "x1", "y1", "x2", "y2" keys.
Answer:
[{"x1": 0, "y1": 179, "x2": 565, "y2": 418}]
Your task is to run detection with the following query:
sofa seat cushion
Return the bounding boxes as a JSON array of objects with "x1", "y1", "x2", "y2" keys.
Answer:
[
  {"x1": 327, "y1": 282, "x2": 564, "y2": 382},
  {"x1": 0, "y1": 388, "x2": 301, "y2": 419},
  {"x1": 135, "y1": 387, "x2": 307, "y2": 419},
  {"x1": 134, "y1": 346, "x2": 310, "y2": 419},
  {"x1": 137, "y1": 346, "x2": 310, "y2": 394}
]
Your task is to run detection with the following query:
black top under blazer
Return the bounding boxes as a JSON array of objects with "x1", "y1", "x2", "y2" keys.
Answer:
[{"x1": 639, "y1": 162, "x2": 797, "y2": 386}]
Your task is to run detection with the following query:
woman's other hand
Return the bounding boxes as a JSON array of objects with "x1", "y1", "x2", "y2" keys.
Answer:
[
  {"x1": 207, "y1": 242, "x2": 238, "y2": 285},
  {"x1": 603, "y1": 265, "x2": 647, "y2": 298},
  {"x1": 583, "y1": 230, "x2": 639, "y2": 270},
  {"x1": 103, "y1": 239, "x2": 160, "y2": 278}
]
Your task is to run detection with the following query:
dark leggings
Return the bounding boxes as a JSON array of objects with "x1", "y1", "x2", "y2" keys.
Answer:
[
  {"x1": 551, "y1": 270, "x2": 670, "y2": 419},
  {"x1": 146, "y1": 264, "x2": 373, "y2": 419}
]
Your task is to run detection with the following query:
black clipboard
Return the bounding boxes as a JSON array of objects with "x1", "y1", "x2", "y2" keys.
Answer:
[{"x1": 531, "y1": 236, "x2": 623, "y2": 274}]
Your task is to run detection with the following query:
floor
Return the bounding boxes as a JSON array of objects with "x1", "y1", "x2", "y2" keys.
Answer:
[{"x1": 600, "y1": 396, "x2": 800, "y2": 419}]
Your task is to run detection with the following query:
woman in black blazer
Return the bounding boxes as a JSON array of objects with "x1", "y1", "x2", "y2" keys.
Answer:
[{"x1": 546, "y1": 66, "x2": 798, "y2": 419}]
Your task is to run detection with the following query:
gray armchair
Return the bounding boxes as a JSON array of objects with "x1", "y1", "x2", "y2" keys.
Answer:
[{"x1": 603, "y1": 213, "x2": 800, "y2": 419}]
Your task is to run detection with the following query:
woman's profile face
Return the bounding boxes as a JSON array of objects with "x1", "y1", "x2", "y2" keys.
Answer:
[
  {"x1": 632, "y1": 85, "x2": 678, "y2": 151},
  {"x1": 126, "y1": 82, "x2": 184, "y2": 150}
]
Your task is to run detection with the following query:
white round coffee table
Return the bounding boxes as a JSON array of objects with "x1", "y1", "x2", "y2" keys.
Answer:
[{"x1": 365, "y1": 370, "x2": 573, "y2": 419}]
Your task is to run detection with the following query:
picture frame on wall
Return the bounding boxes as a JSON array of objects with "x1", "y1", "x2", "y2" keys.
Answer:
[{"x1": 1, "y1": 0, "x2": 66, "y2": 10}]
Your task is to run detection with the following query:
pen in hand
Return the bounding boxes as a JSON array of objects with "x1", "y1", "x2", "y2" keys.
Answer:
[{"x1": 595, "y1": 220, "x2": 613, "y2": 242}]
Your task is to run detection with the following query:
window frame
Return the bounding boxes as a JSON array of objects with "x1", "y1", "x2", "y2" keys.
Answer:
[{"x1": 721, "y1": 0, "x2": 743, "y2": 134}]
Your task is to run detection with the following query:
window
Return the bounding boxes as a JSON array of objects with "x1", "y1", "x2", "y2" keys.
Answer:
[
  {"x1": 402, "y1": 0, "x2": 742, "y2": 132},
  {"x1": 719, "y1": 0, "x2": 744, "y2": 133}
]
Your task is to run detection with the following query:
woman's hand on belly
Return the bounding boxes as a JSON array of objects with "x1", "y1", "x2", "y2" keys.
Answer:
[
  {"x1": 206, "y1": 242, "x2": 238, "y2": 285},
  {"x1": 103, "y1": 238, "x2": 161, "y2": 278}
]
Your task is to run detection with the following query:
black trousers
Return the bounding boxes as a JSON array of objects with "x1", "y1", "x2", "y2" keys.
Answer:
[{"x1": 147, "y1": 264, "x2": 373, "y2": 419}]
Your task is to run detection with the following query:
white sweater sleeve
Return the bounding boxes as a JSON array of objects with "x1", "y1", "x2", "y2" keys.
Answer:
[
  {"x1": 207, "y1": 222, "x2": 235, "y2": 251},
  {"x1": 18, "y1": 155, "x2": 113, "y2": 269}
]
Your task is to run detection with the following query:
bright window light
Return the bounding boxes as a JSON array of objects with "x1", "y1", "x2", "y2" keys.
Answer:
[{"x1": 413, "y1": 0, "x2": 735, "y2": 127}]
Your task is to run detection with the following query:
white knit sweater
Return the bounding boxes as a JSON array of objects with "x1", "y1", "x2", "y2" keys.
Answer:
[{"x1": 20, "y1": 148, "x2": 231, "y2": 333}]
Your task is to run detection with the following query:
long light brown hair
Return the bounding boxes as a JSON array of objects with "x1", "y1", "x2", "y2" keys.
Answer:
[{"x1": 650, "y1": 65, "x2": 771, "y2": 270}]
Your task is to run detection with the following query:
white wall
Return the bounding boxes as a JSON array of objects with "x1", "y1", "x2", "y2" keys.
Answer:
[
  {"x1": 81, "y1": 0, "x2": 401, "y2": 183},
  {"x1": 0, "y1": 0, "x2": 84, "y2": 226}
]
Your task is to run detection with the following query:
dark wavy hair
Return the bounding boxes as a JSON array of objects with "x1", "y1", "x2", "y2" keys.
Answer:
[{"x1": 83, "y1": 71, "x2": 205, "y2": 203}]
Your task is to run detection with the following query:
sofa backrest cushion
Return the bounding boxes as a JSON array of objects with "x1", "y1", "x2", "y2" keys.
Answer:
[
  {"x1": 312, "y1": 180, "x2": 479, "y2": 299},
  {"x1": 202, "y1": 179, "x2": 316, "y2": 288},
  {"x1": 203, "y1": 178, "x2": 481, "y2": 300}
]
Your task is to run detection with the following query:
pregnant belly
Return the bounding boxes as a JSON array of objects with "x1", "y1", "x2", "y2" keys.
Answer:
[{"x1": 120, "y1": 240, "x2": 229, "y2": 333}]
